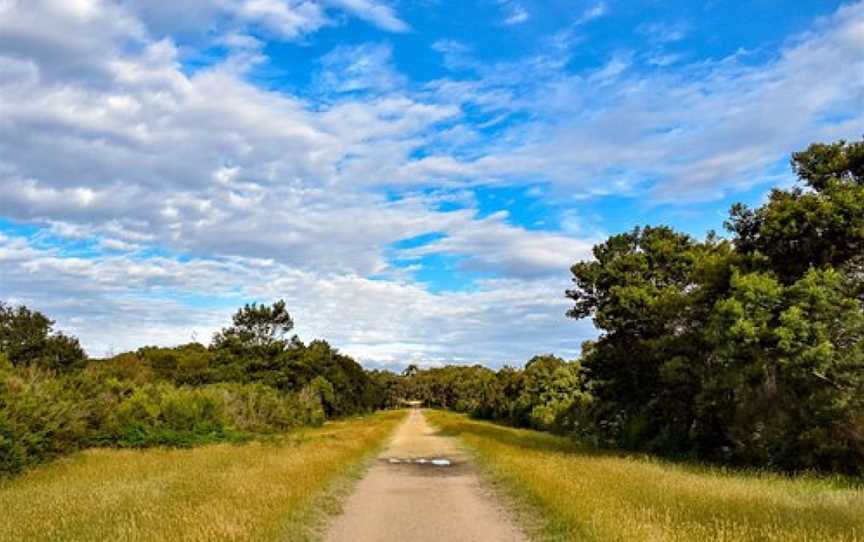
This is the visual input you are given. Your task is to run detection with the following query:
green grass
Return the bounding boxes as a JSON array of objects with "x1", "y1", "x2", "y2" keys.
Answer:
[
  {"x1": 0, "y1": 410, "x2": 406, "y2": 542},
  {"x1": 426, "y1": 410, "x2": 864, "y2": 542}
]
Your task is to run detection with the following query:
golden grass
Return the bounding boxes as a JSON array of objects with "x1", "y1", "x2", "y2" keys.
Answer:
[
  {"x1": 0, "y1": 410, "x2": 406, "y2": 542},
  {"x1": 426, "y1": 410, "x2": 864, "y2": 542}
]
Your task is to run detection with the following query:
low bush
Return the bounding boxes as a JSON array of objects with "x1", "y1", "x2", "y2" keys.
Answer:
[
  {"x1": 0, "y1": 367, "x2": 94, "y2": 474},
  {"x1": 0, "y1": 366, "x2": 328, "y2": 475},
  {"x1": 112, "y1": 383, "x2": 233, "y2": 447}
]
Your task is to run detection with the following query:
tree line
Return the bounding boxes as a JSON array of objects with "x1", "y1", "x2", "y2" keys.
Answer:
[
  {"x1": 2, "y1": 138, "x2": 862, "y2": 476},
  {"x1": 388, "y1": 139, "x2": 864, "y2": 474},
  {"x1": 0, "y1": 301, "x2": 386, "y2": 475}
]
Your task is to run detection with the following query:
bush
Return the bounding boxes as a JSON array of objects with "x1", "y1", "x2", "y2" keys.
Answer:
[
  {"x1": 0, "y1": 368, "x2": 94, "y2": 474},
  {"x1": 113, "y1": 383, "x2": 232, "y2": 447},
  {"x1": 0, "y1": 367, "x2": 329, "y2": 475},
  {"x1": 209, "y1": 382, "x2": 325, "y2": 433}
]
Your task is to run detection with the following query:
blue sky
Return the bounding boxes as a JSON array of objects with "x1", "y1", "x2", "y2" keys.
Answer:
[{"x1": 0, "y1": 0, "x2": 861, "y2": 368}]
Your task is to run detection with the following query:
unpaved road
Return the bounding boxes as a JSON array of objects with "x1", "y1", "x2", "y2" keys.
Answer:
[{"x1": 323, "y1": 409, "x2": 527, "y2": 542}]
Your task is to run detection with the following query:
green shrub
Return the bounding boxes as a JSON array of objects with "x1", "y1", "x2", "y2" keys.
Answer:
[
  {"x1": 0, "y1": 368, "x2": 93, "y2": 474},
  {"x1": 215, "y1": 382, "x2": 324, "y2": 433},
  {"x1": 113, "y1": 384, "x2": 233, "y2": 447}
]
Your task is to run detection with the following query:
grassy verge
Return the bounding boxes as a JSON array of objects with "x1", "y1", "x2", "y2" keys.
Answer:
[
  {"x1": 426, "y1": 410, "x2": 864, "y2": 542},
  {"x1": 0, "y1": 410, "x2": 406, "y2": 541}
]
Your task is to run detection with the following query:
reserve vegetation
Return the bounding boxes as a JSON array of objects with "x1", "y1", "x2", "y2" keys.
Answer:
[
  {"x1": 0, "y1": 139, "x2": 862, "y2": 535},
  {"x1": 428, "y1": 410, "x2": 864, "y2": 542},
  {"x1": 389, "y1": 139, "x2": 864, "y2": 475},
  {"x1": 0, "y1": 411, "x2": 405, "y2": 541}
]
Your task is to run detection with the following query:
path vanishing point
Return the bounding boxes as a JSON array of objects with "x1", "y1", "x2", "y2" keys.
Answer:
[{"x1": 323, "y1": 409, "x2": 527, "y2": 542}]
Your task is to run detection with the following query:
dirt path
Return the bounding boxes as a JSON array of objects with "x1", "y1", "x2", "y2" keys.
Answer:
[{"x1": 323, "y1": 409, "x2": 527, "y2": 542}]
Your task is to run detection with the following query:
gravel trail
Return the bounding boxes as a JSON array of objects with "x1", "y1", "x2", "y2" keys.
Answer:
[{"x1": 323, "y1": 409, "x2": 527, "y2": 542}]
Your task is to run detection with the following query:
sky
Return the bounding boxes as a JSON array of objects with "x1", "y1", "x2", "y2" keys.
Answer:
[{"x1": 0, "y1": 0, "x2": 862, "y2": 369}]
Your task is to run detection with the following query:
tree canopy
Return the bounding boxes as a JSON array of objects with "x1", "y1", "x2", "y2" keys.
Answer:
[{"x1": 567, "y1": 138, "x2": 864, "y2": 472}]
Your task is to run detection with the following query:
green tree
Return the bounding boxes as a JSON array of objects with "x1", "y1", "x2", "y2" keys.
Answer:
[
  {"x1": 212, "y1": 300, "x2": 294, "y2": 351},
  {"x1": 0, "y1": 303, "x2": 86, "y2": 371},
  {"x1": 567, "y1": 137, "x2": 864, "y2": 472},
  {"x1": 727, "y1": 140, "x2": 864, "y2": 283},
  {"x1": 209, "y1": 301, "x2": 300, "y2": 388},
  {"x1": 567, "y1": 227, "x2": 734, "y2": 451}
]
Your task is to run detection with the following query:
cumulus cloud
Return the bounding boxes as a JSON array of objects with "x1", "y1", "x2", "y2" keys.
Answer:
[
  {"x1": 0, "y1": 234, "x2": 590, "y2": 365},
  {"x1": 0, "y1": 0, "x2": 861, "y2": 367},
  {"x1": 399, "y1": 212, "x2": 596, "y2": 278},
  {"x1": 122, "y1": 0, "x2": 407, "y2": 40}
]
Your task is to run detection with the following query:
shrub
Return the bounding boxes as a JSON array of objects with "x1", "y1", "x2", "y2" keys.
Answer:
[
  {"x1": 0, "y1": 368, "x2": 93, "y2": 474},
  {"x1": 212, "y1": 382, "x2": 325, "y2": 433},
  {"x1": 113, "y1": 384, "x2": 233, "y2": 447}
]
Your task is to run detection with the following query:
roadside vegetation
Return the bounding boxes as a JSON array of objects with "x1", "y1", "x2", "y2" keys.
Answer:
[
  {"x1": 428, "y1": 410, "x2": 864, "y2": 542},
  {"x1": 2, "y1": 137, "x2": 862, "y2": 485},
  {"x1": 395, "y1": 139, "x2": 864, "y2": 475},
  {"x1": 0, "y1": 301, "x2": 390, "y2": 476},
  {"x1": 0, "y1": 410, "x2": 405, "y2": 541}
]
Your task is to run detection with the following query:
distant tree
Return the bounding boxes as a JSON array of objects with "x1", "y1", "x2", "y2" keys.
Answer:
[
  {"x1": 212, "y1": 300, "x2": 294, "y2": 351},
  {"x1": 0, "y1": 302, "x2": 86, "y2": 371},
  {"x1": 209, "y1": 301, "x2": 299, "y2": 387}
]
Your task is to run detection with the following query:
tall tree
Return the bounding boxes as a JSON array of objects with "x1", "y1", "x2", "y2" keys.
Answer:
[{"x1": 0, "y1": 302, "x2": 86, "y2": 371}]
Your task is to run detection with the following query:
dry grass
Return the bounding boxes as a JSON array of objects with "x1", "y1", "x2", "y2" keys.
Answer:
[
  {"x1": 0, "y1": 410, "x2": 406, "y2": 542},
  {"x1": 426, "y1": 410, "x2": 864, "y2": 542}
]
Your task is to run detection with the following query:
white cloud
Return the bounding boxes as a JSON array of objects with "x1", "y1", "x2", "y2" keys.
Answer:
[
  {"x1": 0, "y1": 234, "x2": 590, "y2": 365},
  {"x1": 637, "y1": 21, "x2": 689, "y2": 44},
  {"x1": 575, "y1": 1, "x2": 607, "y2": 25},
  {"x1": 125, "y1": 0, "x2": 407, "y2": 40},
  {"x1": 399, "y1": 211, "x2": 596, "y2": 278},
  {"x1": 316, "y1": 42, "x2": 405, "y2": 94},
  {"x1": 0, "y1": 0, "x2": 862, "y2": 368},
  {"x1": 498, "y1": 0, "x2": 529, "y2": 25},
  {"x1": 325, "y1": 0, "x2": 409, "y2": 32},
  {"x1": 420, "y1": 1, "x2": 864, "y2": 199}
]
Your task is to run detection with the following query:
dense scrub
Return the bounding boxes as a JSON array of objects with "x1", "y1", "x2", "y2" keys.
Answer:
[
  {"x1": 0, "y1": 301, "x2": 382, "y2": 476},
  {"x1": 387, "y1": 139, "x2": 864, "y2": 475},
  {"x1": 3, "y1": 137, "x2": 862, "y2": 477}
]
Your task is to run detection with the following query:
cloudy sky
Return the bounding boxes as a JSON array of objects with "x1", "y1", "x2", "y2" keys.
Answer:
[{"x1": 0, "y1": 0, "x2": 862, "y2": 368}]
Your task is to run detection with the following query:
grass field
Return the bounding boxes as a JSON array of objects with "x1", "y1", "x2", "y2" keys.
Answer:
[
  {"x1": 427, "y1": 410, "x2": 864, "y2": 542},
  {"x1": 0, "y1": 410, "x2": 406, "y2": 542}
]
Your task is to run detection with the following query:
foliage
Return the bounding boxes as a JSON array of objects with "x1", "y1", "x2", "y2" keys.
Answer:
[
  {"x1": 0, "y1": 411, "x2": 406, "y2": 541},
  {"x1": 0, "y1": 368, "x2": 94, "y2": 474},
  {"x1": 566, "y1": 137, "x2": 864, "y2": 473},
  {"x1": 0, "y1": 300, "x2": 372, "y2": 475},
  {"x1": 391, "y1": 357, "x2": 589, "y2": 434},
  {"x1": 727, "y1": 139, "x2": 864, "y2": 282},
  {"x1": 0, "y1": 303, "x2": 86, "y2": 372},
  {"x1": 428, "y1": 410, "x2": 864, "y2": 542}
]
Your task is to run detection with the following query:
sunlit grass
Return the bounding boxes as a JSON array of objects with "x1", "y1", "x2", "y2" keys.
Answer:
[
  {"x1": 427, "y1": 410, "x2": 864, "y2": 542},
  {"x1": 0, "y1": 410, "x2": 406, "y2": 542}
]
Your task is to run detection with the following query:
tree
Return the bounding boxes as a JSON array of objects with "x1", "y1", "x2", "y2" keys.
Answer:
[
  {"x1": 212, "y1": 300, "x2": 294, "y2": 351},
  {"x1": 567, "y1": 227, "x2": 734, "y2": 451},
  {"x1": 706, "y1": 268, "x2": 864, "y2": 470},
  {"x1": 566, "y1": 138, "x2": 864, "y2": 472},
  {"x1": 0, "y1": 302, "x2": 86, "y2": 371},
  {"x1": 209, "y1": 301, "x2": 299, "y2": 387},
  {"x1": 727, "y1": 139, "x2": 864, "y2": 283}
]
